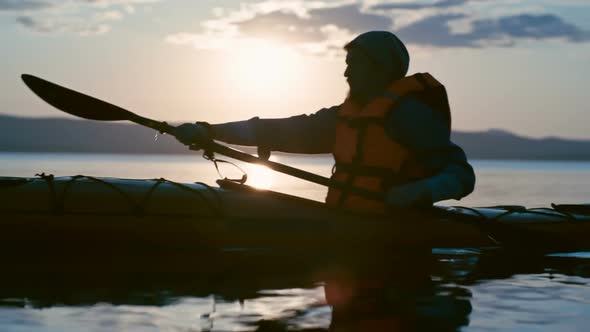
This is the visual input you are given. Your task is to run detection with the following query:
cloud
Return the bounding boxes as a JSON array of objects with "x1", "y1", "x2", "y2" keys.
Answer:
[
  {"x1": 372, "y1": 0, "x2": 469, "y2": 11},
  {"x1": 97, "y1": 10, "x2": 124, "y2": 21},
  {"x1": 80, "y1": 0, "x2": 158, "y2": 6},
  {"x1": 16, "y1": 14, "x2": 111, "y2": 35},
  {"x1": 16, "y1": 15, "x2": 50, "y2": 32},
  {"x1": 231, "y1": 4, "x2": 392, "y2": 44},
  {"x1": 481, "y1": 14, "x2": 589, "y2": 42},
  {"x1": 167, "y1": 0, "x2": 589, "y2": 54},
  {"x1": 310, "y1": 4, "x2": 392, "y2": 34},
  {"x1": 396, "y1": 13, "x2": 590, "y2": 47},
  {"x1": 6, "y1": 0, "x2": 155, "y2": 35},
  {"x1": 396, "y1": 13, "x2": 473, "y2": 47},
  {"x1": 0, "y1": 0, "x2": 53, "y2": 11},
  {"x1": 167, "y1": 2, "x2": 396, "y2": 55},
  {"x1": 235, "y1": 10, "x2": 322, "y2": 43}
]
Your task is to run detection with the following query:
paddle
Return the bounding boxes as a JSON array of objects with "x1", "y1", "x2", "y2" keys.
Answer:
[{"x1": 20, "y1": 74, "x2": 383, "y2": 200}]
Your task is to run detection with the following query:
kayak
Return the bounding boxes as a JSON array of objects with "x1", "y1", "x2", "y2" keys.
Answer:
[
  {"x1": 1, "y1": 174, "x2": 589, "y2": 257},
  {"x1": 14, "y1": 75, "x2": 588, "y2": 256}
]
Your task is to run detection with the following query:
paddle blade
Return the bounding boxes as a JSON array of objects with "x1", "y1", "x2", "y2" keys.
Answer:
[{"x1": 21, "y1": 74, "x2": 135, "y2": 121}]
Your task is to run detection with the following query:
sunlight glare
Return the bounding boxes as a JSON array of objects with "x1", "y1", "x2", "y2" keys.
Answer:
[
  {"x1": 225, "y1": 40, "x2": 300, "y2": 95},
  {"x1": 247, "y1": 163, "x2": 275, "y2": 190}
]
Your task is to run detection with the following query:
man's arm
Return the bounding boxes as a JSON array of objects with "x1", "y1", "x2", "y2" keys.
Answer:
[
  {"x1": 385, "y1": 98, "x2": 476, "y2": 205},
  {"x1": 210, "y1": 106, "x2": 339, "y2": 154},
  {"x1": 421, "y1": 144, "x2": 476, "y2": 202}
]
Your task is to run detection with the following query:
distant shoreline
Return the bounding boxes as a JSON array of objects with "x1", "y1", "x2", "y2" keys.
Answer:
[
  {"x1": 2, "y1": 115, "x2": 590, "y2": 161},
  {"x1": 2, "y1": 151, "x2": 590, "y2": 164}
]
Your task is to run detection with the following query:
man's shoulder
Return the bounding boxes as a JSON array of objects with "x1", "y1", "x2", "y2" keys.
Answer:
[
  {"x1": 388, "y1": 96, "x2": 445, "y2": 129},
  {"x1": 306, "y1": 105, "x2": 340, "y2": 120},
  {"x1": 316, "y1": 105, "x2": 340, "y2": 115},
  {"x1": 386, "y1": 96, "x2": 450, "y2": 150}
]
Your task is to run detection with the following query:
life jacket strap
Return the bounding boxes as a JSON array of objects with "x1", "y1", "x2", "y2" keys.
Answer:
[
  {"x1": 336, "y1": 116, "x2": 385, "y2": 127},
  {"x1": 334, "y1": 162, "x2": 413, "y2": 186}
]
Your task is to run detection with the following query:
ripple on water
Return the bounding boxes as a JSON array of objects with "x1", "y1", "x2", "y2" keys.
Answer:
[{"x1": 467, "y1": 272, "x2": 590, "y2": 331}]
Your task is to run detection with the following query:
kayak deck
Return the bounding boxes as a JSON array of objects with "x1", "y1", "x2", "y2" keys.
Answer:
[{"x1": 1, "y1": 174, "x2": 589, "y2": 254}]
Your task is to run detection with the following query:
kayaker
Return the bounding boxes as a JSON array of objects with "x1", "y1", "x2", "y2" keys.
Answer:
[{"x1": 174, "y1": 31, "x2": 475, "y2": 211}]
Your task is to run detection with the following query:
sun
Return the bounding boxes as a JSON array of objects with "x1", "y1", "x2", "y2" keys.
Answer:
[{"x1": 224, "y1": 40, "x2": 300, "y2": 95}]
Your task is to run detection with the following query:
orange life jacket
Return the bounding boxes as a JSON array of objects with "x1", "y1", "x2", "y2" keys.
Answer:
[{"x1": 325, "y1": 73, "x2": 451, "y2": 213}]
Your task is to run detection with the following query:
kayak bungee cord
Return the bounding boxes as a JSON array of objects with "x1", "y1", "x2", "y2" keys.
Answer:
[
  {"x1": 25, "y1": 173, "x2": 590, "y2": 224},
  {"x1": 439, "y1": 204, "x2": 589, "y2": 248},
  {"x1": 447, "y1": 205, "x2": 584, "y2": 223},
  {"x1": 32, "y1": 173, "x2": 223, "y2": 217},
  {"x1": 199, "y1": 148, "x2": 248, "y2": 185}
]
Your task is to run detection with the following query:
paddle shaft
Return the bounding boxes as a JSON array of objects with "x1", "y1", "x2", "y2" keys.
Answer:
[{"x1": 128, "y1": 114, "x2": 382, "y2": 200}]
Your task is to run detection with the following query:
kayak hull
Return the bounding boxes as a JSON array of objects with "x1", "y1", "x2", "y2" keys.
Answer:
[{"x1": 1, "y1": 175, "x2": 589, "y2": 257}]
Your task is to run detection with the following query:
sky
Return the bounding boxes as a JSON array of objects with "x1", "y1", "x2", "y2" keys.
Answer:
[{"x1": 1, "y1": 0, "x2": 590, "y2": 139}]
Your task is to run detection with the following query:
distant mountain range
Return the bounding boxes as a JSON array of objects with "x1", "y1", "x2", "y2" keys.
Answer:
[{"x1": 1, "y1": 115, "x2": 590, "y2": 160}]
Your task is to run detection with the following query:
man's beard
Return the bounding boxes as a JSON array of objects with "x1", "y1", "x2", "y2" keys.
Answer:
[
  {"x1": 346, "y1": 75, "x2": 394, "y2": 106},
  {"x1": 347, "y1": 90, "x2": 367, "y2": 106},
  {"x1": 347, "y1": 85, "x2": 371, "y2": 106},
  {"x1": 347, "y1": 84, "x2": 377, "y2": 106}
]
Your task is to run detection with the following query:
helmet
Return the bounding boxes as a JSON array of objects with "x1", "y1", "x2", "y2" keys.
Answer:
[{"x1": 346, "y1": 31, "x2": 410, "y2": 79}]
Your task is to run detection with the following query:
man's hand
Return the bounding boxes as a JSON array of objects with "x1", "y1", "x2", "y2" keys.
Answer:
[
  {"x1": 173, "y1": 123, "x2": 210, "y2": 146},
  {"x1": 385, "y1": 180, "x2": 433, "y2": 208}
]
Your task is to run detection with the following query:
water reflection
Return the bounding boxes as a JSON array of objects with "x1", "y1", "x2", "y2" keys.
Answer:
[
  {"x1": 322, "y1": 250, "x2": 472, "y2": 332},
  {"x1": 1, "y1": 249, "x2": 589, "y2": 331},
  {"x1": 247, "y1": 164, "x2": 276, "y2": 190}
]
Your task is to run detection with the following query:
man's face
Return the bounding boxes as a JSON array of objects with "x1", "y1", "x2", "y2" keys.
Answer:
[{"x1": 344, "y1": 48, "x2": 384, "y2": 104}]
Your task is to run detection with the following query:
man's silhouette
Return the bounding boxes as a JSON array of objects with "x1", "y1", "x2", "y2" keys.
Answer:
[{"x1": 175, "y1": 31, "x2": 475, "y2": 210}]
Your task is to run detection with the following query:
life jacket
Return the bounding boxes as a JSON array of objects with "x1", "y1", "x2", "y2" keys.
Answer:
[{"x1": 325, "y1": 73, "x2": 451, "y2": 213}]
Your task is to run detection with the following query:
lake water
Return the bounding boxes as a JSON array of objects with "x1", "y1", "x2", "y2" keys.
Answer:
[{"x1": 1, "y1": 152, "x2": 589, "y2": 331}]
